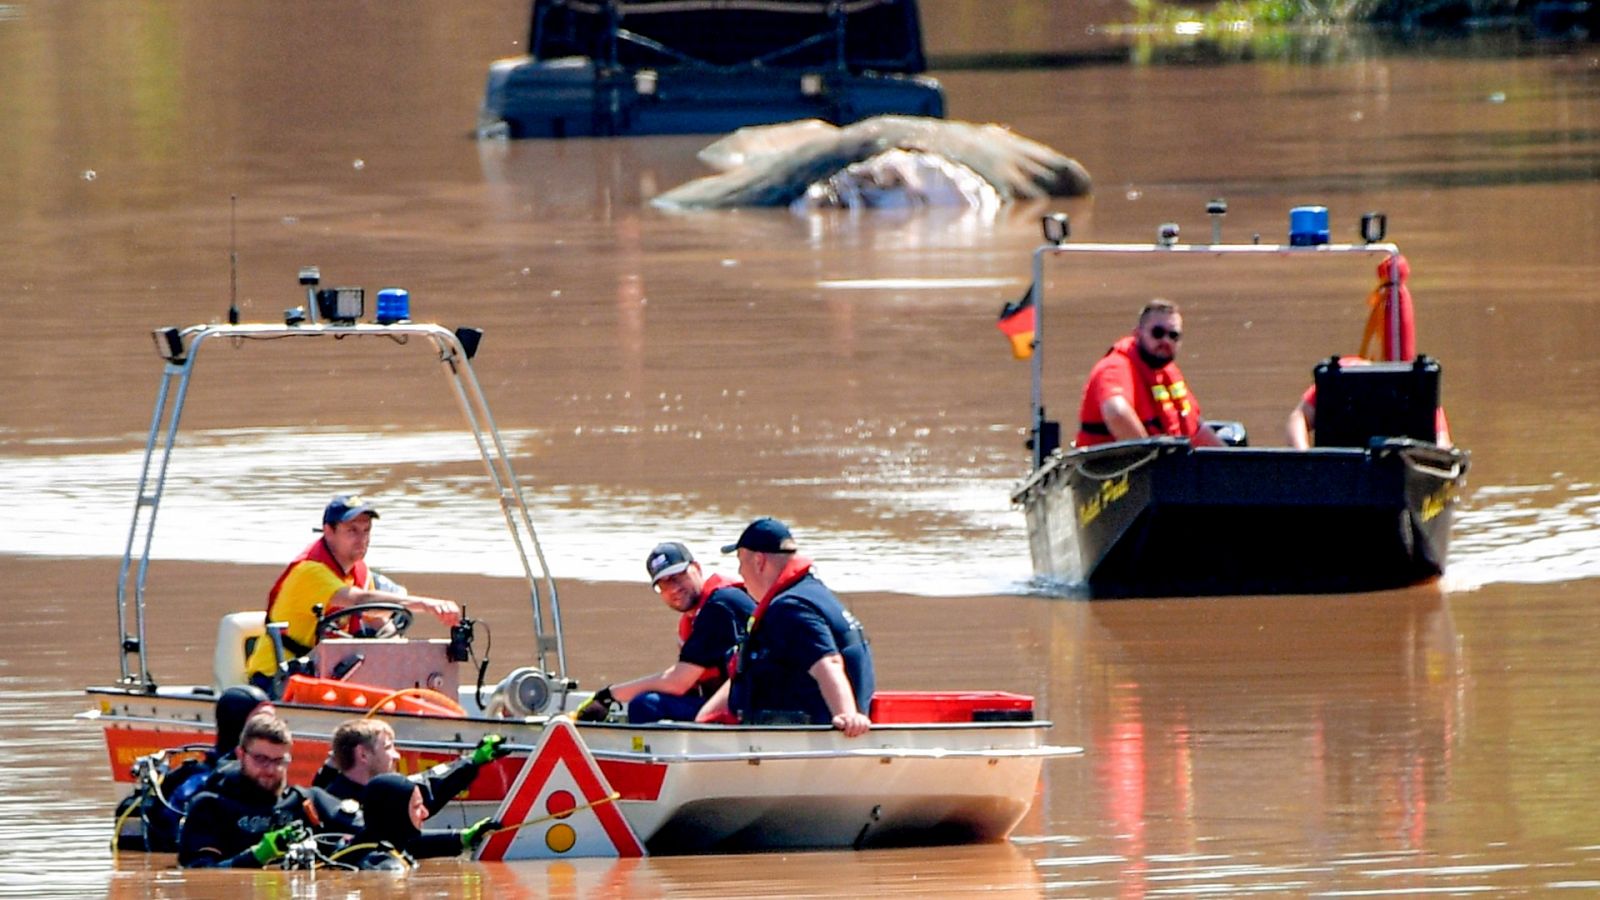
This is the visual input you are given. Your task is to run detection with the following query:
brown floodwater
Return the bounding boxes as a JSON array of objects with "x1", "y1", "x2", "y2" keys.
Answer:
[{"x1": 3, "y1": 0, "x2": 1600, "y2": 895}]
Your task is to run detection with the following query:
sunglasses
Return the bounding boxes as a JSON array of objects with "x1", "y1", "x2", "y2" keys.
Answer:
[{"x1": 1149, "y1": 325, "x2": 1182, "y2": 341}]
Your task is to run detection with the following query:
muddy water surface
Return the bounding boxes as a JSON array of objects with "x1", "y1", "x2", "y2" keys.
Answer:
[{"x1": 3, "y1": 1, "x2": 1600, "y2": 896}]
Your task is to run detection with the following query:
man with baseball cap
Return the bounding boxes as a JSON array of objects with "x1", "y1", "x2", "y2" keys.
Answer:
[
  {"x1": 243, "y1": 493, "x2": 462, "y2": 694},
  {"x1": 696, "y1": 518, "x2": 875, "y2": 737},
  {"x1": 575, "y1": 541, "x2": 754, "y2": 724}
]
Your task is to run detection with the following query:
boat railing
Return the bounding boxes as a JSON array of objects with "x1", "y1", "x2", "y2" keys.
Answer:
[
  {"x1": 1021, "y1": 211, "x2": 1404, "y2": 472},
  {"x1": 115, "y1": 320, "x2": 565, "y2": 691}
]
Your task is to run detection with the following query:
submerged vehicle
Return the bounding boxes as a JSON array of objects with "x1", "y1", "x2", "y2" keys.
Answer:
[
  {"x1": 651, "y1": 115, "x2": 1092, "y2": 212},
  {"x1": 1009, "y1": 207, "x2": 1470, "y2": 598},
  {"x1": 88, "y1": 271, "x2": 1076, "y2": 858},
  {"x1": 478, "y1": 0, "x2": 944, "y2": 139}
]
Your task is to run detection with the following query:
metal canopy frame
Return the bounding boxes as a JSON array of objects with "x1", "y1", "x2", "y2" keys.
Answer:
[
  {"x1": 1024, "y1": 228, "x2": 1404, "y2": 471},
  {"x1": 114, "y1": 322, "x2": 565, "y2": 690}
]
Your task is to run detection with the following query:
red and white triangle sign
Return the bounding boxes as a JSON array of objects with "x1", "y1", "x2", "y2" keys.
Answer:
[{"x1": 474, "y1": 717, "x2": 645, "y2": 861}]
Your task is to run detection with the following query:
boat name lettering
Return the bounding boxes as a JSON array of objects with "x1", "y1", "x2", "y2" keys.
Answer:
[
  {"x1": 1077, "y1": 475, "x2": 1130, "y2": 528},
  {"x1": 1420, "y1": 486, "x2": 1453, "y2": 523}
]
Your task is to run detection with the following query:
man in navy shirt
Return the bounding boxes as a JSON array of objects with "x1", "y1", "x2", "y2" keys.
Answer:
[
  {"x1": 696, "y1": 518, "x2": 875, "y2": 737},
  {"x1": 577, "y1": 542, "x2": 754, "y2": 723}
]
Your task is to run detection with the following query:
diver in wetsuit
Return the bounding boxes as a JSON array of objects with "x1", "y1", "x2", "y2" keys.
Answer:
[
  {"x1": 177, "y1": 715, "x2": 325, "y2": 868},
  {"x1": 113, "y1": 684, "x2": 275, "y2": 852},
  {"x1": 307, "y1": 718, "x2": 509, "y2": 833},
  {"x1": 327, "y1": 773, "x2": 498, "y2": 870}
]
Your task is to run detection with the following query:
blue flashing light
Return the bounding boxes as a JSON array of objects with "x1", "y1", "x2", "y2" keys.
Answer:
[
  {"x1": 1289, "y1": 206, "x2": 1329, "y2": 246},
  {"x1": 376, "y1": 287, "x2": 410, "y2": 324}
]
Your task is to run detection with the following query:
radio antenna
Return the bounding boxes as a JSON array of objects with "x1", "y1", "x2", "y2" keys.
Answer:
[{"x1": 228, "y1": 195, "x2": 240, "y2": 325}]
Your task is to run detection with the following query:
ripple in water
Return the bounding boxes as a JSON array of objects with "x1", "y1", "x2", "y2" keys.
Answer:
[{"x1": 0, "y1": 428, "x2": 1034, "y2": 597}]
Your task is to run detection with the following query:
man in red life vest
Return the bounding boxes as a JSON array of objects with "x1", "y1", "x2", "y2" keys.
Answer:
[
  {"x1": 1075, "y1": 299, "x2": 1225, "y2": 449},
  {"x1": 244, "y1": 494, "x2": 461, "y2": 693},
  {"x1": 575, "y1": 542, "x2": 754, "y2": 723}
]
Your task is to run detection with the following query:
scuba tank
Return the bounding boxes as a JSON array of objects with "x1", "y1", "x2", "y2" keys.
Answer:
[{"x1": 112, "y1": 745, "x2": 215, "y2": 852}]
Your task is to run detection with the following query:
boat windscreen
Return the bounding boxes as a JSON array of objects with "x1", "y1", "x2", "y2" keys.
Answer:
[{"x1": 527, "y1": 0, "x2": 928, "y2": 73}]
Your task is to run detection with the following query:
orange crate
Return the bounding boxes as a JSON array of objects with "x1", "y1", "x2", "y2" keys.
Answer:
[{"x1": 869, "y1": 690, "x2": 1034, "y2": 724}]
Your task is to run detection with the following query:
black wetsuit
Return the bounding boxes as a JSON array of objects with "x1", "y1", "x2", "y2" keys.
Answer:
[
  {"x1": 177, "y1": 767, "x2": 323, "y2": 868},
  {"x1": 332, "y1": 773, "x2": 469, "y2": 868},
  {"x1": 309, "y1": 755, "x2": 483, "y2": 833}
]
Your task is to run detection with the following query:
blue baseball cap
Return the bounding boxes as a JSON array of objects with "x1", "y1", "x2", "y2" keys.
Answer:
[
  {"x1": 721, "y1": 517, "x2": 797, "y2": 554},
  {"x1": 646, "y1": 541, "x2": 695, "y2": 584},
  {"x1": 321, "y1": 494, "x2": 380, "y2": 528}
]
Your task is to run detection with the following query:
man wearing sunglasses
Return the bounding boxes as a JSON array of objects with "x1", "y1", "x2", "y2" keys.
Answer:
[
  {"x1": 178, "y1": 715, "x2": 326, "y2": 868},
  {"x1": 1075, "y1": 299, "x2": 1224, "y2": 449}
]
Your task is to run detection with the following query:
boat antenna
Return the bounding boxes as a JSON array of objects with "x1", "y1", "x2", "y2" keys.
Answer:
[{"x1": 228, "y1": 195, "x2": 240, "y2": 325}]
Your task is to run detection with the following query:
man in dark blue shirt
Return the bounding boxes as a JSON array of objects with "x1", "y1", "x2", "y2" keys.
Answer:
[
  {"x1": 577, "y1": 541, "x2": 754, "y2": 724},
  {"x1": 697, "y1": 518, "x2": 875, "y2": 736}
]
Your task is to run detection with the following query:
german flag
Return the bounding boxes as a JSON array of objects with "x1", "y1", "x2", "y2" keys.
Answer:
[{"x1": 995, "y1": 289, "x2": 1035, "y2": 360}]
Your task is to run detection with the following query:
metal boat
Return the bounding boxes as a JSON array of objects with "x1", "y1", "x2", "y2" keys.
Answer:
[
  {"x1": 478, "y1": 0, "x2": 944, "y2": 138},
  {"x1": 85, "y1": 271, "x2": 1076, "y2": 857},
  {"x1": 1009, "y1": 208, "x2": 1471, "y2": 598}
]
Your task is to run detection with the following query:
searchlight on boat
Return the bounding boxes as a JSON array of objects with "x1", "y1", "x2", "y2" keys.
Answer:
[
  {"x1": 315, "y1": 287, "x2": 364, "y2": 323},
  {"x1": 151, "y1": 327, "x2": 185, "y2": 363},
  {"x1": 1361, "y1": 211, "x2": 1388, "y2": 243},
  {"x1": 1041, "y1": 212, "x2": 1070, "y2": 244}
]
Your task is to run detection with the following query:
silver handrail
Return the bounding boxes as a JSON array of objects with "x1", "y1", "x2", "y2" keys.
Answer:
[
  {"x1": 113, "y1": 321, "x2": 564, "y2": 689},
  {"x1": 1024, "y1": 233, "x2": 1403, "y2": 471}
]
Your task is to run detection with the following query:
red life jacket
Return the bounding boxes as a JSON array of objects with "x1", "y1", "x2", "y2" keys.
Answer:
[
  {"x1": 677, "y1": 573, "x2": 744, "y2": 688},
  {"x1": 728, "y1": 556, "x2": 814, "y2": 678},
  {"x1": 676, "y1": 572, "x2": 740, "y2": 643},
  {"x1": 264, "y1": 538, "x2": 369, "y2": 617},
  {"x1": 1077, "y1": 335, "x2": 1200, "y2": 446}
]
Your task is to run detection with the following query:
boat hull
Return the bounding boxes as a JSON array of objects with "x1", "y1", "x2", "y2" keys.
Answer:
[
  {"x1": 480, "y1": 57, "x2": 944, "y2": 139},
  {"x1": 86, "y1": 686, "x2": 1071, "y2": 854},
  {"x1": 1013, "y1": 438, "x2": 1469, "y2": 598}
]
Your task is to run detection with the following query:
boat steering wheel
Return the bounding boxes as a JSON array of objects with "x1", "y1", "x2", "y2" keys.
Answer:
[{"x1": 317, "y1": 602, "x2": 414, "y2": 640}]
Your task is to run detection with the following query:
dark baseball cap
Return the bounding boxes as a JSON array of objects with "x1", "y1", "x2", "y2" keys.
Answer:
[
  {"x1": 321, "y1": 494, "x2": 380, "y2": 528},
  {"x1": 646, "y1": 541, "x2": 694, "y2": 585},
  {"x1": 721, "y1": 517, "x2": 797, "y2": 554}
]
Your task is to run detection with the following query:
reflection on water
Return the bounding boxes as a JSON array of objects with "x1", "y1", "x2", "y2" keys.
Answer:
[
  {"x1": 5, "y1": 426, "x2": 1595, "y2": 595},
  {"x1": 0, "y1": 427, "x2": 1031, "y2": 595},
  {"x1": 1031, "y1": 591, "x2": 1478, "y2": 894},
  {"x1": 1447, "y1": 479, "x2": 1600, "y2": 589},
  {"x1": 7, "y1": 0, "x2": 1600, "y2": 896},
  {"x1": 0, "y1": 688, "x2": 110, "y2": 899}
]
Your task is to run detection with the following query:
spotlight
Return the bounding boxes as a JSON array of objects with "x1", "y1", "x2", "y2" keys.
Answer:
[
  {"x1": 151, "y1": 327, "x2": 185, "y2": 363},
  {"x1": 1041, "y1": 213, "x2": 1070, "y2": 244},
  {"x1": 455, "y1": 327, "x2": 483, "y2": 360},
  {"x1": 1360, "y1": 212, "x2": 1387, "y2": 243}
]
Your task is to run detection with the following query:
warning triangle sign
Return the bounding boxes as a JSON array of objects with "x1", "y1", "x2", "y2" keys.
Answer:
[{"x1": 474, "y1": 717, "x2": 646, "y2": 861}]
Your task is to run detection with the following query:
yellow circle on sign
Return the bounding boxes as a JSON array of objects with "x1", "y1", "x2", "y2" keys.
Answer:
[{"x1": 546, "y1": 822, "x2": 577, "y2": 853}]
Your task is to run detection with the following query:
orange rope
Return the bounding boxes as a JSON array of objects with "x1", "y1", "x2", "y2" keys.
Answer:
[{"x1": 361, "y1": 686, "x2": 466, "y2": 718}]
